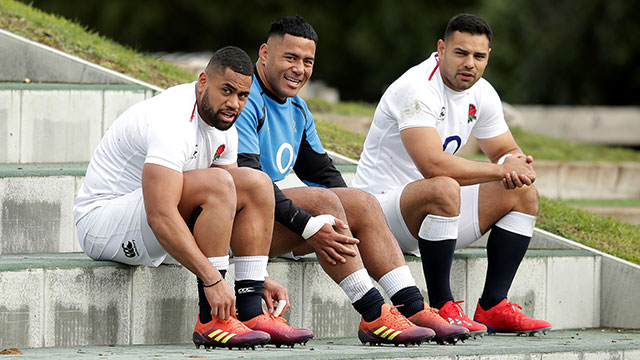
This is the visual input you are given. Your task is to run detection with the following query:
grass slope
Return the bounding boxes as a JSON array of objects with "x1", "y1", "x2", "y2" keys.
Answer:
[
  {"x1": 2, "y1": 0, "x2": 639, "y2": 264},
  {"x1": 0, "y1": 0, "x2": 194, "y2": 88}
]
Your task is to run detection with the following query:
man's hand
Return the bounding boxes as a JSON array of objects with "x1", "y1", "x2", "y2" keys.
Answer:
[
  {"x1": 501, "y1": 155, "x2": 536, "y2": 190},
  {"x1": 204, "y1": 280, "x2": 236, "y2": 320},
  {"x1": 263, "y1": 277, "x2": 291, "y2": 316},
  {"x1": 306, "y1": 218, "x2": 359, "y2": 265}
]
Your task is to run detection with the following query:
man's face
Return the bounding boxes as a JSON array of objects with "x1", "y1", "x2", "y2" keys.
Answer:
[
  {"x1": 197, "y1": 67, "x2": 252, "y2": 130},
  {"x1": 437, "y1": 31, "x2": 491, "y2": 91},
  {"x1": 258, "y1": 33, "x2": 316, "y2": 100}
]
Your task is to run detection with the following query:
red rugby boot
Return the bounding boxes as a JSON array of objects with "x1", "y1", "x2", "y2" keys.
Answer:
[
  {"x1": 438, "y1": 300, "x2": 488, "y2": 338},
  {"x1": 474, "y1": 299, "x2": 552, "y2": 336}
]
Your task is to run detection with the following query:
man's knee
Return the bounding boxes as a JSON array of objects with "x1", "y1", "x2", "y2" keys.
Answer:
[
  {"x1": 422, "y1": 176, "x2": 460, "y2": 216},
  {"x1": 232, "y1": 167, "x2": 274, "y2": 202},
  {"x1": 189, "y1": 168, "x2": 236, "y2": 205},
  {"x1": 514, "y1": 184, "x2": 539, "y2": 215},
  {"x1": 301, "y1": 187, "x2": 344, "y2": 215}
]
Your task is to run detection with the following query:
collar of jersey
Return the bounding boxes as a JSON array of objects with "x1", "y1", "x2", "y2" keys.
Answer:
[{"x1": 255, "y1": 68, "x2": 288, "y2": 105}]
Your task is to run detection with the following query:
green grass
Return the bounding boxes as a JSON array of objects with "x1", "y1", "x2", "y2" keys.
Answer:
[
  {"x1": 562, "y1": 199, "x2": 640, "y2": 208},
  {"x1": 2, "y1": 0, "x2": 639, "y2": 265},
  {"x1": 0, "y1": 0, "x2": 194, "y2": 88},
  {"x1": 306, "y1": 98, "x2": 376, "y2": 117},
  {"x1": 512, "y1": 127, "x2": 640, "y2": 163},
  {"x1": 538, "y1": 197, "x2": 640, "y2": 264},
  {"x1": 315, "y1": 119, "x2": 367, "y2": 160}
]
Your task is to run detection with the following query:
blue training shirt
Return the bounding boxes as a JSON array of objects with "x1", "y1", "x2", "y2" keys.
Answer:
[
  {"x1": 236, "y1": 72, "x2": 346, "y2": 235},
  {"x1": 236, "y1": 73, "x2": 325, "y2": 182}
]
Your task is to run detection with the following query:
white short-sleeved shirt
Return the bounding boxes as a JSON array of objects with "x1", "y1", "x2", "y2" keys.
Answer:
[
  {"x1": 74, "y1": 82, "x2": 238, "y2": 222},
  {"x1": 353, "y1": 52, "x2": 508, "y2": 194}
]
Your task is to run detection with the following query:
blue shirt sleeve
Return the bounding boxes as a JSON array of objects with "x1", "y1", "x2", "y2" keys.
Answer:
[{"x1": 236, "y1": 89, "x2": 263, "y2": 155}]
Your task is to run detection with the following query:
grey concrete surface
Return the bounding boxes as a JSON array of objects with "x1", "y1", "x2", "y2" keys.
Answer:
[
  {"x1": 0, "y1": 250, "x2": 599, "y2": 348},
  {"x1": 534, "y1": 160, "x2": 640, "y2": 200},
  {"x1": 0, "y1": 29, "x2": 162, "y2": 91},
  {"x1": 0, "y1": 84, "x2": 154, "y2": 163},
  {"x1": 514, "y1": 105, "x2": 640, "y2": 146},
  {"x1": 1, "y1": 330, "x2": 639, "y2": 360},
  {"x1": 533, "y1": 229, "x2": 640, "y2": 329}
]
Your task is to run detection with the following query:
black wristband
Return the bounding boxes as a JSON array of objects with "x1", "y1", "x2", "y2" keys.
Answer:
[{"x1": 203, "y1": 278, "x2": 224, "y2": 288}]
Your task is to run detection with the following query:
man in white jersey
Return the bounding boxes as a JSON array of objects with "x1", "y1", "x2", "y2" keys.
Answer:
[
  {"x1": 354, "y1": 13, "x2": 552, "y2": 336},
  {"x1": 73, "y1": 47, "x2": 309, "y2": 350}
]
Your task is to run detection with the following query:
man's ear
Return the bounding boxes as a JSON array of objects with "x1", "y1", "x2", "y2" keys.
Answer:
[
  {"x1": 258, "y1": 43, "x2": 269, "y2": 63},
  {"x1": 437, "y1": 39, "x2": 446, "y2": 57}
]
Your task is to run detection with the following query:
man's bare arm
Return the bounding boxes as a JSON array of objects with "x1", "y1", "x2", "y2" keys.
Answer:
[
  {"x1": 142, "y1": 163, "x2": 222, "y2": 285},
  {"x1": 400, "y1": 127, "x2": 534, "y2": 186}
]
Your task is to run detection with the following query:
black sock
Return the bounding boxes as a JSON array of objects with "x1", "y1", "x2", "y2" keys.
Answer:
[
  {"x1": 198, "y1": 269, "x2": 226, "y2": 324},
  {"x1": 479, "y1": 226, "x2": 531, "y2": 310},
  {"x1": 353, "y1": 288, "x2": 385, "y2": 322},
  {"x1": 390, "y1": 286, "x2": 425, "y2": 318},
  {"x1": 235, "y1": 280, "x2": 265, "y2": 321},
  {"x1": 418, "y1": 238, "x2": 456, "y2": 309}
]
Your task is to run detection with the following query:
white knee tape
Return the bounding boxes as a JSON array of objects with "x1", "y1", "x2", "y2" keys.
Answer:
[
  {"x1": 208, "y1": 255, "x2": 229, "y2": 271},
  {"x1": 418, "y1": 214, "x2": 459, "y2": 241},
  {"x1": 495, "y1": 211, "x2": 536, "y2": 237}
]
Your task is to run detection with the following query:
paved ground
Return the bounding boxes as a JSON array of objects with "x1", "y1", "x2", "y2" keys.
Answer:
[{"x1": 2, "y1": 329, "x2": 640, "y2": 359}]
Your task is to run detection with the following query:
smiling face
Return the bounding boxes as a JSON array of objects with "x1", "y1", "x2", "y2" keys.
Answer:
[
  {"x1": 257, "y1": 33, "x2": 316, "y2": 100},
  {"x1": 437, "y1": 30, "x2": 491, "y2": 92},
  {"x1": 196, "y1": 67, "x2": 252, "y2": 130}
]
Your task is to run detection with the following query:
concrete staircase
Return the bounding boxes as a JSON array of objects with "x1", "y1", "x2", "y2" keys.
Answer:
[{"x1": 1, "y1": 28, "x2": 640, "y2": 359}]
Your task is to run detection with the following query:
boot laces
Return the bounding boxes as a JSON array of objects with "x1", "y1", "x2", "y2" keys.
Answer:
[
  {"x1": 386, "y1": 305, "x2": 414, "y2": 329},
  {"x1": 220, "y1": 316, "x2": 251, "y2": 333}
]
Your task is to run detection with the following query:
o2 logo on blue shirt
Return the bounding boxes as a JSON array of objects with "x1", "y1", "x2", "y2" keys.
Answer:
[
  {"x1": 443, "y1": 135, "x2": 461, "y2": 154},
  {"x1": 276, "y1": 143, "x2": 294, "y2": 174}
]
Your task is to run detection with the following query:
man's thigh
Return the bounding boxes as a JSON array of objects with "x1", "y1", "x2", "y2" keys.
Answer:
[
  {"x1": 76, "y1": 188, "x2": 168, "y2": 266},
  {"x1": 375, "y1": 184, "x2": 483, "y2": 252},
  {"x1": 269, "y1": 187, "x2": 341, "y2": 258}
]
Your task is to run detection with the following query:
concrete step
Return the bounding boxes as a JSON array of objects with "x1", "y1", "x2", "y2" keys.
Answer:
[
  {"x1": 2, "y1": 329, "x2": 640, "y2": 360},
  {"x1": 0, "y1": 250, "x2": 599, "y2": 348},
  {"x1": 0, "y1": 83, "x2": 156, "y2": 163}
]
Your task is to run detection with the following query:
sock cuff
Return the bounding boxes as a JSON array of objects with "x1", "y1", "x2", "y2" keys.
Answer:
[
  {"x1": 378, "y1": 265, "x2": 416, "y2": 298},
  {"x1": 495, "y1": 211, "x2": 536, "y2": 237},
  {"x1": 208, "y1": 255, "x2": 229, "y2": 271},
  {"x1": 234, "y1": 256, "x2": 268, "y2": 281},
  {"x1": 338, "y1": 268, "x2": 374, "y2": 303},
  {"x1": 419, "y1": 214, "x2": 459, "y2": 241}
]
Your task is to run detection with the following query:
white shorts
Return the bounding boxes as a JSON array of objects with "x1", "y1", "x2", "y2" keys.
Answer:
[
  {"x1": 75, "y1": 188, "x2": 177, "y2": 267},
  {"x1": 375, "y1": 184, "x2": 482, "y2": 256}
]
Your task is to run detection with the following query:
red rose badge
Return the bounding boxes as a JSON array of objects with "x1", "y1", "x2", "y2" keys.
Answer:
[
  {"x1": 212, "y1": 144, "x2": 225, "y2": 162},
  {"x1": 468, "y1": 104, "x2": 477, "y2": 123}
]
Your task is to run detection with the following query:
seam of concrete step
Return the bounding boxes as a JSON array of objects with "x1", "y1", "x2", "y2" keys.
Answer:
[
  {"x1": 0, "y1": 249, "x2": 596, "y2": 272},
  {"x1": 0, "y1": 82, "x2": 151, "y2": 91},
  {"x1": 0, "y1": 28, "x2": 164, "y2": 92}
]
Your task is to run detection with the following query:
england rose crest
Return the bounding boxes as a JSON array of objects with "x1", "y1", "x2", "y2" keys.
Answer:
[
  {"x1": 468, "y1": 104, "x2": 477, "y2": 123},
  {"x1": 212, "y1": 144, "x2": 225, "y2": 162}
]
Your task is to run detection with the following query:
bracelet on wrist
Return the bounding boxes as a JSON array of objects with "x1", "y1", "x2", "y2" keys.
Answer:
[{"x1": 203, "y1": 278, "x2": 224, "y2": 288}]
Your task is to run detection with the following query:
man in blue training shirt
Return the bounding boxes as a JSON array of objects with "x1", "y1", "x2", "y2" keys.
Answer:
[{"x1": 235, "y1": 15, "x2": 470, "y2": 346}]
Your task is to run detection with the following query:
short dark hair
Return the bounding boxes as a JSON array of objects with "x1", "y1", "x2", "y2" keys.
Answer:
[
  {"x1": 205, "y1": 46, "x2": 253, "y2": 77},
  {"x1": 444, "y1": 13, "x2": 492, "y2": 45},
  {"x1": 268, "y1": 15, "x2": 318, "y2": 43}
]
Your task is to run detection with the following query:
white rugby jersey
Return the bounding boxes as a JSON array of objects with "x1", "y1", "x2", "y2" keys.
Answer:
[
  {"x1": 353, "y1": 52, "x2": 508, "y2": 195},
  {"x1": 74, "y1": 82, "x2": 238, "y2": 222}
]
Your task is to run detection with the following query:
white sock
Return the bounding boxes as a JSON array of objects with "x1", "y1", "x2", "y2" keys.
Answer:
[
  {"x1": 378, "y1": 265, "x2": 416, "y2": 298},
  {"x1": 495, "y1": 211, "x2": 536, "y2": 237},
  {"x1": 339, "y1": 268, "x2": 374, "y2": 303},
  {"x1": 234, "y1": 256, "x2": 268, "y2": 281},
  {"x1": 208, "y1": 255, "x2": 229, "y2": 271},
  {"x1": 418, "y1": 214, "x2": 459, "y2": 240}
]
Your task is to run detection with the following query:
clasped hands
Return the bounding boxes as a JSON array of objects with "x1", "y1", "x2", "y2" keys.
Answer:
[{"x1": 501, "y1": 154, "x2": 536, "y2": 190}]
